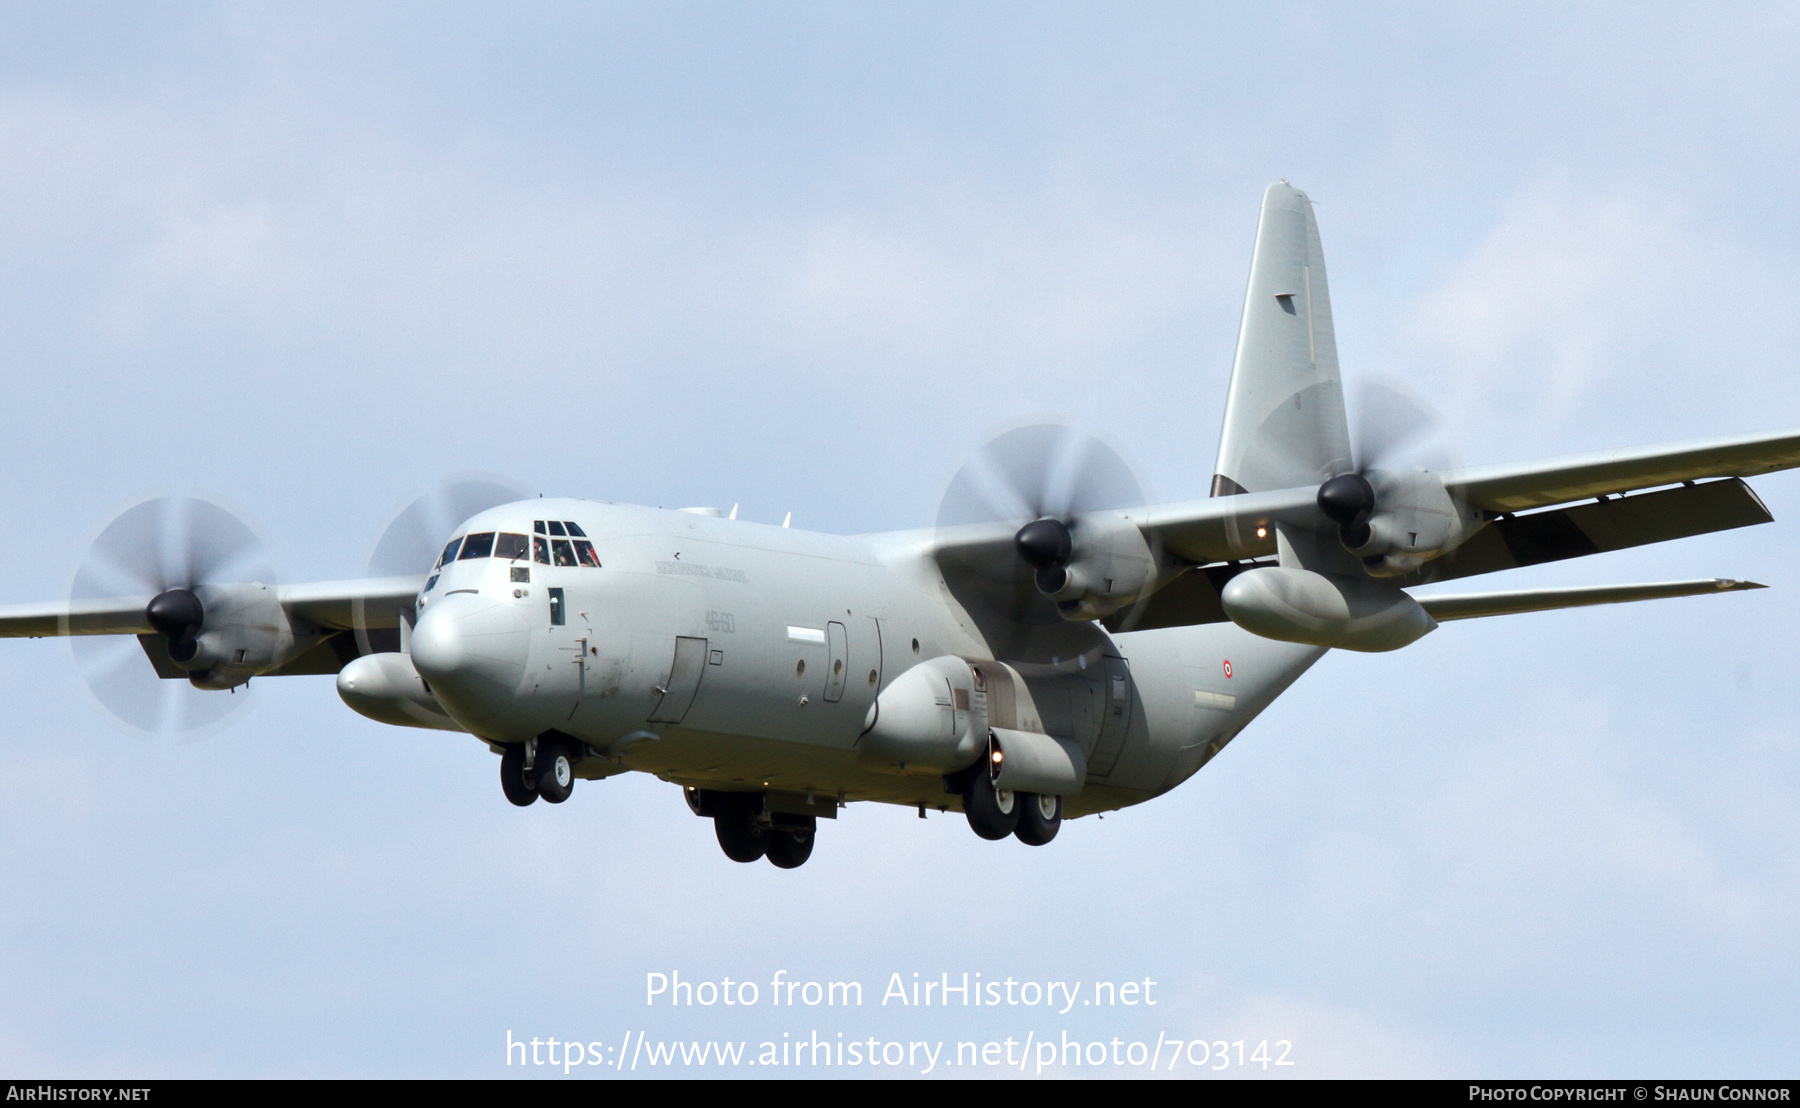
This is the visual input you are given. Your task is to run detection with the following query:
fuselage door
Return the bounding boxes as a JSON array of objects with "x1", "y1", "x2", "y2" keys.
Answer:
[
  {"x1": 649, "y1": 636, "x2": 709, "y2": 724},
  {"x1": 823, "y1": 621, "x2": 849, "y2": 703}
]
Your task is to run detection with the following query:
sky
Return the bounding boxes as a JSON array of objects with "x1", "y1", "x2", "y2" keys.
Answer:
[{"x1": 2, "y1": 1, "x2": 1799, "y2": 1079}]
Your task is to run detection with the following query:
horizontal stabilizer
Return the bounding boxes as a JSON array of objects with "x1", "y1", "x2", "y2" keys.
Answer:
[{"x1": 1417, "y1": 578, "x2": 1763, "y2": 622}]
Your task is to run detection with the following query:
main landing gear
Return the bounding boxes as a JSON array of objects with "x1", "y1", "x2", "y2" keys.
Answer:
[
  {"x1": 957, "y1": 765, "x2": 1063, "y2": 846},
  {"x1": 499, "y1": 737, "x2": 577, "y2": 807},
  {"x1": 685, "y1": 788, "x2": 817, "y2": 869}
]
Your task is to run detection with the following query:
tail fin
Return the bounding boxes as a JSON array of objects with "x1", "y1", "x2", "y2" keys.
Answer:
[{"x1": 1211, "y1": 182, "x2": 1352, "y2": 496}]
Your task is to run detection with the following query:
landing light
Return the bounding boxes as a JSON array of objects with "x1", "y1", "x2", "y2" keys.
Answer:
[{"x1": 1256, "y1": 526, "x2": 1267, "y2": 539}]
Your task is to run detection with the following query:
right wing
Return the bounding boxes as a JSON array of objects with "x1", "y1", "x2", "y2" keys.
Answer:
[
  {"x1": 0, "y1": 575, "x2": 426, "y2": 679},
  {"x1": 1445, "y1": 428, "x2": 1800, "y2": 513}
]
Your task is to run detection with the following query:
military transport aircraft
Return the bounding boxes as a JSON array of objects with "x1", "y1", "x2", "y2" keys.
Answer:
[{"x1": 5, "y1": 181, "x2": 1798, "y2": 869}]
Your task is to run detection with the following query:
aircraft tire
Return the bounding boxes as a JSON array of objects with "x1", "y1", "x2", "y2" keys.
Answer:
[
  {"x1": 500, "y1": 744, "x2": 537, "y2": 807},
  {"x1": 1013, "y1": 793, "x2": 1061, "y2": 846},
  {"x1": 714, "y1": 795, "x2": 769, "y2": 863},
  {"x1": 963, "y1": 775, "x2": 1019, "y2": 841},
  {"x1": 765, "y1": 827, "x2": 814, "y2": 869},
  {"x1": 535, "y1": 740, "x2": 576, "y2": 804}
]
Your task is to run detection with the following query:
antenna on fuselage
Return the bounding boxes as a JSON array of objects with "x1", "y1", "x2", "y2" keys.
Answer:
[
  {"x1": 782, "y1": 512, "x2": 791, "y2": 528},
  {"x1": 729, "y1": 504, "x2": 739, "y2": 520}
]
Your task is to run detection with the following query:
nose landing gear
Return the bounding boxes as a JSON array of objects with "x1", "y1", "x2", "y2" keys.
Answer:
[
  {"x1": 500, "y1": 743, "x2": 536, "y2": 807},
  {"x1": 499, "y1": 736, "x2": 578, "y2": 807},
  {"x1": 685, "y1": 788, "x2": 819, "y2": 868}
]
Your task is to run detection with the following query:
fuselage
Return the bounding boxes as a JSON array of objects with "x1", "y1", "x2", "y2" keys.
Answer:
[{"x1": 405, "y1": 498, "x2": 1324, "y2": 817}]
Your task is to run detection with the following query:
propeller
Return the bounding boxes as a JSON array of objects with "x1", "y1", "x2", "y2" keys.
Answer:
[
  {"x1": 1317, "y1": 378, "x2": 1466, "y2": 568},
  {"x1": 356, "y1": 474, "x2": 531, "y2": 653},
  {"x1": 68, "y1": 497, "x2": 276, "y2": 736},
  {"x1": 935, "y1": 424, "x2": 1156, "y2": 654}
]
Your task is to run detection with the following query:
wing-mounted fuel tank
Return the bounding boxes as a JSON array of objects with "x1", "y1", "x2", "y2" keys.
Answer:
[
  {"x1": 144, "y1": 583, "x2": 324, "y2": 689},
  {"x1": 1220, "y1": 566, "x2": 1436, "y2": 652},
  {"x1": 336, "y1": 651, "x2": 463, "y2": 731}
]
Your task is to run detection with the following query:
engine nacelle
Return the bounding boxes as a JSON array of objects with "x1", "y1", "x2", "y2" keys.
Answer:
[
  {"x1": 337, "y1": 652, "x2": 463, "y2": 731},
  {"x1": 1220, "y1": 566, "x2": 1436, "y2": 652},
  {"x1": 1340, "y1": 469, "x2": 1481, "y2": 578},
  {"x1": 168, "y1": 583, "x2": 324, "y2": 689},
  {"x1": 1032, "y1": 513, "x2": 1167, "y2": 622}
]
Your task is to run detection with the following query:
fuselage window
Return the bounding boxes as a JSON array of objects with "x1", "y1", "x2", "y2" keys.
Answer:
[
  {"x1": 546, "y1": 520, "x2": 568, "y2": 537},
  {"x1": 435, "y1": 537, "x2": 463, "y2": 569},
  {"x1": 551, "y1": 538, "x2": 578, "y2": 567},
  {"x1": 573, "y1": 539, "x2": 600, "y2": 567},
  {"x1": 494, "y1": 532, "x2": 529, "y2": 561},
  {"x1": 459, "y1": 532, "x2": 495, "y2": 559},
  {"x1": 532, "y1": 536, "x2": 551, "y2": 565}
]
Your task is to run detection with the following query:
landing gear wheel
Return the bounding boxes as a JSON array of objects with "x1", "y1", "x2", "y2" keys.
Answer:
[
  {"x1": 500, "y1": 744, "x2": 537, "y2": 807},
  {"x1": 963, "y1": 774, "x2": 1018, "y2": 841},
  {"x1": 535, "y1": 740, "x2": 575, "y2": 804},
  {"x1": 765, "y1": 826, "x2": 815, "y2": 869},
  {"x1": 713, "y1": 794, "x2": 769, "y2": 863},
  {"x1": 1014, "y1": 793, "x2": 1061, "y2": 845}
]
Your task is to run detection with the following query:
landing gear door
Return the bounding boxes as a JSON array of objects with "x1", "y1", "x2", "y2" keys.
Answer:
[
  {"x1": 1088, "y1": 658, "x2": 1133, "y2": 778},
  {"x1": 649, "y1": 636, "x2": 709, "y2": 724}
]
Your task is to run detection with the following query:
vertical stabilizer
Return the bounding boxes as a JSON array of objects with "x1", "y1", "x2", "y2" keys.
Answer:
[{"x1": 1211, "y1": 182, "x2": 1352, "y2": 496}]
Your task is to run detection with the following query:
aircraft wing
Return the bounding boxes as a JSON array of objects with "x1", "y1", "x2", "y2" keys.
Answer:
[
  {"x1": 1445, "y1": 428, "x2": 1800, "y2": 513},
  {"x1": 0, "y1": 596, "x2": 157, "y2": 638},
  {"x1": 0, "y1": 576, "x2": 424, "y2": 638},
  {"x1": 1414, "y1": 578, "x2": 1764, "y2": 621}
]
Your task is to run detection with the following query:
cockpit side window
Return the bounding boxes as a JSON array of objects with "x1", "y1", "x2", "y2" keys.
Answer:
[
  {"x1": 436, "y1": 537, "x2": 463, "y2": 569},
  {"x1": 574, "y1": 539, "x2": 601, "y2": 567},
  {"x1": 532, "y1": 536, "x2": 551, "y2": 565},
  {"x1": 494, "y1": 532, "x2": 529, "y2": 561},
  {"x1": 458, "y1": 532, "x2": 496, "y2": 559},
  {"x1": 551, "y1": 538, "x2": 577, "y2": 566}
]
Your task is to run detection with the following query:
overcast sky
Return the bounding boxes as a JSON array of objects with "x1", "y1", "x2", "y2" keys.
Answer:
[{"x1": 2, "y1": 1, "x2": 1798, "y2": 1078}]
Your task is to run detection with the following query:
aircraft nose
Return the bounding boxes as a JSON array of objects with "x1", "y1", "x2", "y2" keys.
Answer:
[{"x1": 410, "y1": 591, "x2": 529, "y2": 724}]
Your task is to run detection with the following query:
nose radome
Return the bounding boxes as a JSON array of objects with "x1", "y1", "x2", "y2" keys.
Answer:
[{"x1": 410, "y1": 591, "x2": 529, "y2": 724}]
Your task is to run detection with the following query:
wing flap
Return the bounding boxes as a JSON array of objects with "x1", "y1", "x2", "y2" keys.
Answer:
[
  {"x1": 1403, "y1": 478, "x2": 1770, "y2": 585},
  {"x1": 1417, "y1": 578, "x2": 1764, "y2": 621}
]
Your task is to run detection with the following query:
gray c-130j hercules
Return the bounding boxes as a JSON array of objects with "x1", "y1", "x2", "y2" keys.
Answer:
[{"x1": 5, "y1": 181, "x2": 1798, "y2": 868}]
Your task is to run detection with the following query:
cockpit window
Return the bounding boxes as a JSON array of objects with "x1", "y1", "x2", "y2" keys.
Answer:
[
  {"x1": 424, "y1": 574, "x2": 440, "y2": 593},
  {"x1": 546, "y1": 520, "x2": 568, "y2": 537},
  {"x1": 436, "y1": 537, "x2": 462, "y2": 569},
  {"x1": 574, "y1": 539, "x2": 601, "y2": 567},
  {"x1": 458, "y1": 532, "x2": 495, "y2": 559},
  {"x1": 533, "y1": 521, "x2": 547, "y2": 534},
  {"x1": 532, "y1": 536, "x2": 551, "y2": 565},
  {"x1": 494, "y1": 532, "x2": 529, "y2": 561},
  {"x1": 565, "y1": 521, "x2": 587, "y2": 537},
  {"x1": 552, "y1": 538, "x2": 578, "y2": 566}
]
